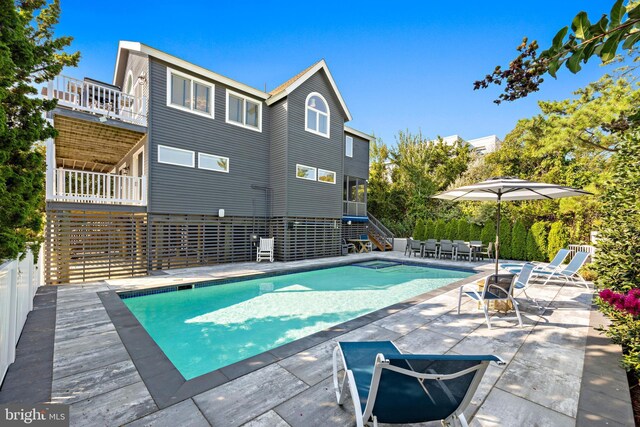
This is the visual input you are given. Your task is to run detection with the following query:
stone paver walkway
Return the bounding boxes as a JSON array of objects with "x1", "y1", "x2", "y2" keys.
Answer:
[{"x1": 1, "y1": 252, "x2": 632, "y2": 426}]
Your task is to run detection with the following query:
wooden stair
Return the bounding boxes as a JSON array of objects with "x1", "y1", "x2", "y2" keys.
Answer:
[{"x1": 369, "y1": 233, "x2": 392, "y2": 251}]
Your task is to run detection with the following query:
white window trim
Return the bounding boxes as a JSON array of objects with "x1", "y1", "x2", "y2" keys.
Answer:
[
  {"x1": 225, "y1": 89, "x2": 262, "y2": 132},
  {"x1": 166, "y1": 67, "x2": 215, "y2": 119},
  {"x1": 296, "y1": 163, "x2": 317, "y2": 181},
  {"x1": 157, "y1": 145, "x2": 195, "y2": 168},
  {"x1": 345, "y1": 135, "x2": 353, "y2": 157},
  {"x1": 198, "y1": 152, "x2": 230, "y2": 173},
  {"x1": 132, "y1": 146, "x2": 145, "y2": 177},
  {"x1": 305, "y1": 92, "x2": 330, "y2": 138},
  {"x1": 317, "y1": 168, "x2": 336, "y2": 184}
]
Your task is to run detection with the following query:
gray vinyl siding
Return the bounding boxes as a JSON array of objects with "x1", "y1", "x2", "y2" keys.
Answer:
[
  {"x1": 344, "y1": 132, "x2": 369, "y2": 180},
  {"x1": 121, "y1": 52, "x2": 149, "y2": 106},
  {"x1": 269, "y1": 99, "x2": 288, "y2": 217},
  {"x1": 147, "y1": 58, "x2": 270, "y2": 217},
  {"x1": 285, "y1": 71, "x2": 346, "y2": 218}
]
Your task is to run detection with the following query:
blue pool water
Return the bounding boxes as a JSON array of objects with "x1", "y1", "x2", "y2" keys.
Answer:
[{"x1": 122, "y1": 263, "x2": 473, "y2": 379}]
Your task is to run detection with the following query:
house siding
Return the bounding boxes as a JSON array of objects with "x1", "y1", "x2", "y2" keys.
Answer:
[
  {"x1": 269, "y1": 99, "x2": 288, "y2": 218},
  {"x1": 344, "y1": 132, "x2": 370, "y2": 180},
  {"x1": 285, "y1": 71, "x2": 346, "y2": 218},
  {"x1": 147, "y1": 58, "x2": 270, "y2": 217}
]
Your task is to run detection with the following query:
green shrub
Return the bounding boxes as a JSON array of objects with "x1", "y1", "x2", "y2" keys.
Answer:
[
  {"x1": 469, "y1": 223, "x2": 482, "y2": 241},
  {"x1": 526, "y1": 221, "x2": 548, "y2": 261},
  {"x1": 456, "y1": 220, "x2": 470, "y2": 241},
  {"x1": 434, "y1": 219, "x2": 447, "y2": 240},
  {"x1": 480, "y1": 220, "x2": 495, "y2": 245},
  {"x1": 547, "y1": 221, "x2": 568, "y2": 262},
  {"x1": 445, "y1": 220, "x2": 457, "y2": 240},
  {"x1": 413, "y1": 219, "x2": 425, "y2": 240},
  {"x1": 423, "y1": 220, "x2": 434, "y2": 240},
  {"x1": 498, "y1": 218, "x2": 512, "y2": 259},
  {"x1": 511, "y1": 220, "x2": 527, "y2": 260}
]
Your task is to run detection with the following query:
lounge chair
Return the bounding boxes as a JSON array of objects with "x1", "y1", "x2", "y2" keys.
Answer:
[
  {"x1": 256, "y1": 237, "x2": 274, "y2": 262},
  {"x1": 407, "y1": 238, "x2": 422, "y2": 258},
  {"x1": 457, "y1": 273, "x2": 523, "y2": 329},
  {"x1": 510, "y1": 263, "x2": 545, "y2": 308},
  {"x1": 332, "y1": 341, "x2": 504, "y2": 427},
  {"x1": 501, "y1": 248, "x2": 570, "y2": 275},
  {"x1": 538, "y1": 251, "x2": 591, "y2": 288},
  {"x1": 439, "y1": 240, "x2": 454, "y2": 259}
]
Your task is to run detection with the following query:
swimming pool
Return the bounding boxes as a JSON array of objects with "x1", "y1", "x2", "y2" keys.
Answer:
[{"x1": 121, "y1": 262, "x2": 473, "y2": 379}]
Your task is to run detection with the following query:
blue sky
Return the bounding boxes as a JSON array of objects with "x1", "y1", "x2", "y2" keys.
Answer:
[{"x1": 56, "y1": 0, "x2": 621, "y2": 146}]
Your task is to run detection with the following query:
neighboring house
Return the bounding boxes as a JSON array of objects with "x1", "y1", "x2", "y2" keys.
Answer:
[
  {"x1": 440, "y1": 134, "x2": 502, "y2": 154},
  {"x1": 42, "y1": 41, "x2": 394, "y2": 284}
]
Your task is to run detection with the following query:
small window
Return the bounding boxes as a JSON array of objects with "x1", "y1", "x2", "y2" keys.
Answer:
[
  {"x1": 318, "y1": 169, "x2": 336, "y2": 184},
  {"x1": 199, "y1": 153, "x2": 229, "y2": 173},
  {"x1": 296, "y1": 164, "x2": 317, "y2": 181},
  {"x1": 226, "y1": 90, "x2": 262, "y2": 131},
  {"x1": 305, "y1": 92, "x2": 330, "y2": 138},
  {"x1": 167, "y1": 68, "x2": 214, "y2": 118},
  {"x1": 158, "y1": 145, "x2": 195, "y2": 167},
  {"x1": 345, "y1": 136, "x2": 353, "y2": 157}
]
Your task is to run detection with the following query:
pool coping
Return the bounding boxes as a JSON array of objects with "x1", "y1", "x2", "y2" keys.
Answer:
[{"x1": 99, "y1": 258, "x2": 486, "y2": 409}]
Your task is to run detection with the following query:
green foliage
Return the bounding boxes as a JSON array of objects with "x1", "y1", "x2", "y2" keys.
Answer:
[
  {"x1": 526, "y1": 221, "x2": 549, "y2": 261},
  {"x1": 480, "y1": 220, "x2": 496, "y2": 245},
  {"x1": 498, "y1": 218, "x2": 512, "y2": 259},
  {"x1": 434, "y1": 219, "x2": 447, "y2": 240},
  {"x1": 0, "y1": 0, "x2": 79, "y2": 260},
  {"x1": 413, "y1": 219, "x2": 425, "y2": 240},
  {"x1": 475, "y1": 0, "x2": 640, "y2": 104},
  {"x1": 423, "y1": 220, "x2": 434, "y2": 240},
  {"x1": 469, "y1": 223, "x2": 482, "y2": 241},
  {"x1": 445, "y1": 220, "x2": 457, "y2": 240},
  {"x1": 511, "y1": 220, "x2": 527, "y2": 260},
  {"x1": 456, "y1": 220, "x2": 470, "y2": 242},
  {"x1": 594, "y1": 131, "x2": 640, "y2": 375},
  {"x1": 547, "y1": 221, "x2": 569, "y2": 262}
]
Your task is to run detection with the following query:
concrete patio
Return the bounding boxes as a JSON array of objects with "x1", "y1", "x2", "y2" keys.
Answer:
[{"x1": 0, "y1": 252, "x2": 634, "y2": 426}]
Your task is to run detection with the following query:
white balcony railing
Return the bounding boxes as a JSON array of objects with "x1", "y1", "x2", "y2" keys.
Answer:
[
  {"x1": 46, "y1": 75, "x2": 147, "y2": 126},
  {"x1": 50, "y1": 168, "x2": 147, "y2": 206}
]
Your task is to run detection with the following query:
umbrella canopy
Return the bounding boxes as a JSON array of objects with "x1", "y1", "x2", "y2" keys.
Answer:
[{"x1": 432, "y1": 177, "x2": 592, "y2": 274}]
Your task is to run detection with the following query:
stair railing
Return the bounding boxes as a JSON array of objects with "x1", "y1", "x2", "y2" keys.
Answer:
[{"x1": 367, "y1": 213, "x2": 395, "y2": 251}]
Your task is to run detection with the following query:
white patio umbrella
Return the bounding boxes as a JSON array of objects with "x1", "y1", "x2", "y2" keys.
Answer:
[{"x1": 432, "y1": 177, "x2": 592, "y2": 274}]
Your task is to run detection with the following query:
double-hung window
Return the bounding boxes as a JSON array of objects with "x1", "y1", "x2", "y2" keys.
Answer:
[
  {"x1": 226, "y1": 90, "x2": 262, "y2": 131},
  {"x1": 167, "y1": 68, "x2": 214, "y2": 118},
  {"x1": 345, "y1": 136, "x2": 353, "y2": 157},
  {"x1": 305, "y1": 92, "x2": 330, "y2": 138}
]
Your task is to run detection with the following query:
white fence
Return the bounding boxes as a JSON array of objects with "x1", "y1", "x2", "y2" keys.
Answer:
[
  {"x1": 50, "y1": 168, "x2": 147, "y2": 206},
  {"x1": 46, "y1": 75, "x2": 147, "y2": 126},
  {"x1": 0, "y1": 250, "x2": 43, "y2": 384},
  {"x1": 568, "y1": 244, "x2": 596, "y2": 262}
]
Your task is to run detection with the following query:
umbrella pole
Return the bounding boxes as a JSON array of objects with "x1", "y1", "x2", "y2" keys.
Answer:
[{"x1": 495, "y1": 196, "x2": 501, "y2": 275}]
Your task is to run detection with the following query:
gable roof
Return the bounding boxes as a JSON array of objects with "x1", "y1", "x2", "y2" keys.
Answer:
[
  {"x1": 113, "y1": 42, "x2": 352, "y2": 120},
  {"x1": 266, "y1": 59, "x2": 352, "y2": 121}
]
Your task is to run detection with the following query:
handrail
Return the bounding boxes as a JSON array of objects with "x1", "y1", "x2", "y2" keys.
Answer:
[
  {"x1": 46, "y1": 75, "x2": 147, "y2": 126},
  {"x1": 50, "y1": 168, "x2": 147, "y2": 206},
  {"x1": 367, "y1": 213, "x2": 394, "y2": 251},
  {"x1": 368, "y1": 213, "x2": 395, "y2": 238}
]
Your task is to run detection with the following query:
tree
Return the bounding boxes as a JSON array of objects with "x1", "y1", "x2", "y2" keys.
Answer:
[
  {"x1": 456, "y1": 220, "x2": 470, "y2": 242},
  {"x1": 423, "y1": 220, "x2": 434, "y2": 240},
  {"x1": 0, "y1": 0, "x2": 79, "y2": 260},
  {"x1": 469, "y1": 223, "x2": 483, "y2": 241},
  {"x1": 413, "y1": 219, "x2": 425, "y2": 240},
  {"x1": 526, "y1": 221, "x2": 549, "y2": 261},
  {"x1": 498, "y1": 218, "x2": 512, "y2": 259},
  {"x1": 434, "y1": 219, "x2": 447, "y2": 240},
  {"x1": 445, "y1": 220, "x2": 457, "y2": 240},
  {"x1": 547, "y1": 221, "x2": 569, "y2": 261},
  {"x1": 475, "y1": 0, "x2": 640, "y2": 107},
  {"x1": 480, "y1": 220, "x2": 496, "y2": 245},
  {"x1": 511, "y1": 220, "x2": 527, "y2": 260}
]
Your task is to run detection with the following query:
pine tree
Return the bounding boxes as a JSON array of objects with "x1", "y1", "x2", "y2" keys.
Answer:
[
  {"x1": 511, "y1": 220, "x2": 527, "y2": 260},
  {"x1": 413, "y1": 219, "x2": 425, "y2": 240},
  {"x1": 445, "y1": 220, "x2": 457, "y2": 240},
  {"x1": 0, "y1": 0, "x2": 79, "y2": 259},
  {"x1": 480, "y1": 220, "x2": 496, "y2": 246},
  {"x1": 456, "y1": 220, "x2": 470, "y2": 242},
  {"x1": 526, "y1": 221, "x2": 548, "y2": 261},
  {"x1": 434, "y1": 219, "x2": 447, "y2": 240},
  {"x1": 423, "y1": 220, "x2": 434, "y2": 240},
  {"x1": 547, "y1": 221, "x2": 568, "y2": 262}
]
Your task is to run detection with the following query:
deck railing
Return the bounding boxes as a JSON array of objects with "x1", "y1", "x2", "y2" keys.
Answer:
[
  {"x1": 46, "y1": 75, "x2": 147, "y2": 126},
  {"x1": 50, "y1": 168, "x2": 147, "y2": 206},
  {"x1": 0, "y1": 249, "x2": 42, "y2": 384}
]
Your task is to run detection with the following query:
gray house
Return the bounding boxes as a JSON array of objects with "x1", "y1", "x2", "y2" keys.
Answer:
[{"x1": 43, "y1": 41, "x2": 392, "y2": 284}]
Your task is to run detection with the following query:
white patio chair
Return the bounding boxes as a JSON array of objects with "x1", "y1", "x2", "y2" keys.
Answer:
[
  {"x1": 256, "y1": 237, "x2": 274, "y2": 262},
  {"x1": 457, "y1": 273, "x2": 523, "y2": 329}
]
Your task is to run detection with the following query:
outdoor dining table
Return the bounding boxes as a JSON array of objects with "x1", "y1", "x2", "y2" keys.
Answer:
[
  {"x1": 347, "y1": 238, "x2": 371, "y2": 253},
  {"x1": 420, "y1": 241, "x2": 484, "y2": 261}
]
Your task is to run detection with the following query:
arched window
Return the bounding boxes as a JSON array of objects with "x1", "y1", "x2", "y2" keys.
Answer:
[
  {"x1": 305, "y1": 92, "x2": 329, "y2": 137},
  {"x1": 125, "y1": 71, "x2": 133, "y2": 95}
]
